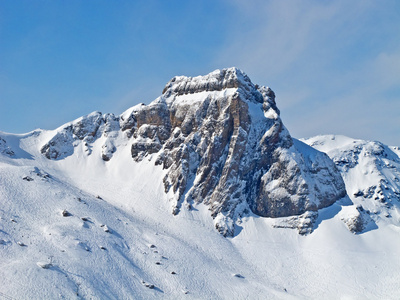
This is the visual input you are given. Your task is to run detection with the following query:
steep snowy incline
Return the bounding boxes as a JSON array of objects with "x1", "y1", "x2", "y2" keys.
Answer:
[
  {"x1": 302, "y1": 135, "x2": 400, "y2": 233},
  {"x1": 1, "y1": 131, "x2": 400, "y2": 299},
  {"x1": 38, "y1": 68, "x2": 346, "y2": 236},
  {"x1": 0, "y1": 150, "x2": 288, "y2": 299}
]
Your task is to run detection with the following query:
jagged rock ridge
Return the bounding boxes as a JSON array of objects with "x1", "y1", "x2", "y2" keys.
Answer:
[{"x1": 41, "y1": 68, "x2": 346, "y2": 236}]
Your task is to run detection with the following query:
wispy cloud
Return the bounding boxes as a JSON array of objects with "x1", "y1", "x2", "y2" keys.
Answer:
[{"x1": 216, "y1": 0, "x2": 400, "y2": 145}]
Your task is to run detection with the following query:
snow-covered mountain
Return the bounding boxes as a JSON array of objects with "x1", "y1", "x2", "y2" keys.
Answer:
[
  {"x1": 1, "y1": 68, "x2": 399, "y2": 299},
  {"x1": 38, "y1": 68, "x2": 346, "y2": 236},
  {"x1": 302, "y1": 135, "x2": 400, "y2": 233}
]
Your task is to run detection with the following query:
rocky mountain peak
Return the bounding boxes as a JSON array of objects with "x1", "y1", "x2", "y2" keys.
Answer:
[
  {"x1": 161, "y1": 68, "x2": 277, "y2": 111},
  {"x1": 40, "y1": 68, "x2": 346, "y2": 236},
  {"x1": 163, "y1": 67, "x2": 251, "y2": 95}
]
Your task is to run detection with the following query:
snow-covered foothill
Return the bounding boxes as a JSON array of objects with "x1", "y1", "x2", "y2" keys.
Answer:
[{"x1": 302, "y1": 134, "x2": 400, "y2": 231}]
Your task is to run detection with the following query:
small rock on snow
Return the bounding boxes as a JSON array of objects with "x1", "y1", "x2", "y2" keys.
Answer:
[
  {"x1": 142, "y1": 281, "x2": 155, "y2": 289},
  {"x1": 22, "y1": 176, "x2": 34, "y2": 181},
  {"x1": 37, "y1": 262, "x2": 52, "y2": 269},
  {"x1": 62, "y1": 209, "x2": 71, "y2": 217}
]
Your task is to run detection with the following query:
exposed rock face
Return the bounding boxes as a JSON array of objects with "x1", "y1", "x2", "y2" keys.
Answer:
[
  {"x1": 272, "y1": 211, "x2": 318, "y2": 235},
  {"x1": 40, "y1": 68, "x2": 347, "y2": 236},
  {"x1": 342, "y1": 205, "x2": 369, "y2": 234},
  {"x1": 41, "y1": 112, "x2": 119, "y2": 160},
  {"x1": 0, "y1": 137, "x2": 15, "y2": 157}
]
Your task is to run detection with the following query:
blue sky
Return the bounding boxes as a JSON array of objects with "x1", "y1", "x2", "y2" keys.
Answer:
[{"x1": 1, "y1": 0, "x2": 399, "y2": 145}]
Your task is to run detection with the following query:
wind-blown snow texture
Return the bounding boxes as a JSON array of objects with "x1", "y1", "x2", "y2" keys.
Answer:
[{"x1": 1, "y1": 69, "x2": 400, "y2": 299}]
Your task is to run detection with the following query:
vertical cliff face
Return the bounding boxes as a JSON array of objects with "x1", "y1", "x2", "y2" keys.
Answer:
[{"x1": 40, "y1": 68, "x2": 346, "y2": 236}]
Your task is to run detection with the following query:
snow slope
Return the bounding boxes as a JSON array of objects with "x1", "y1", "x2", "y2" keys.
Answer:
[
  {"x1": 1, "y1": 131, "x2": 400, "y2": 299},
  {"x1": 1, "y1": 69, "x2": 400, "y2": 299}
]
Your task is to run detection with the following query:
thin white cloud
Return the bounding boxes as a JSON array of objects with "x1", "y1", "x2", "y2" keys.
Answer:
[
  {"x1": 218, "y1": 1, "x2": 365, "y2": 75},
  {"x1": 216, "y1": 0, "x2": 400, "y2": 145}
]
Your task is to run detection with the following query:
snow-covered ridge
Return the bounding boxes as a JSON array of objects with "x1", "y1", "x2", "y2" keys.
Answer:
[
  {"x1": 40, "y1": 111, "x2": 120, "y2": 161},
  {"x1": 302, "y1": 134, "x2": 400, "y2": 233}
]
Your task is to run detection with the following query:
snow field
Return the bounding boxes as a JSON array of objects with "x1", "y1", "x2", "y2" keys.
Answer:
[{"x1": 1, "y1": 132, "x2": 400, "y2": 299}]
